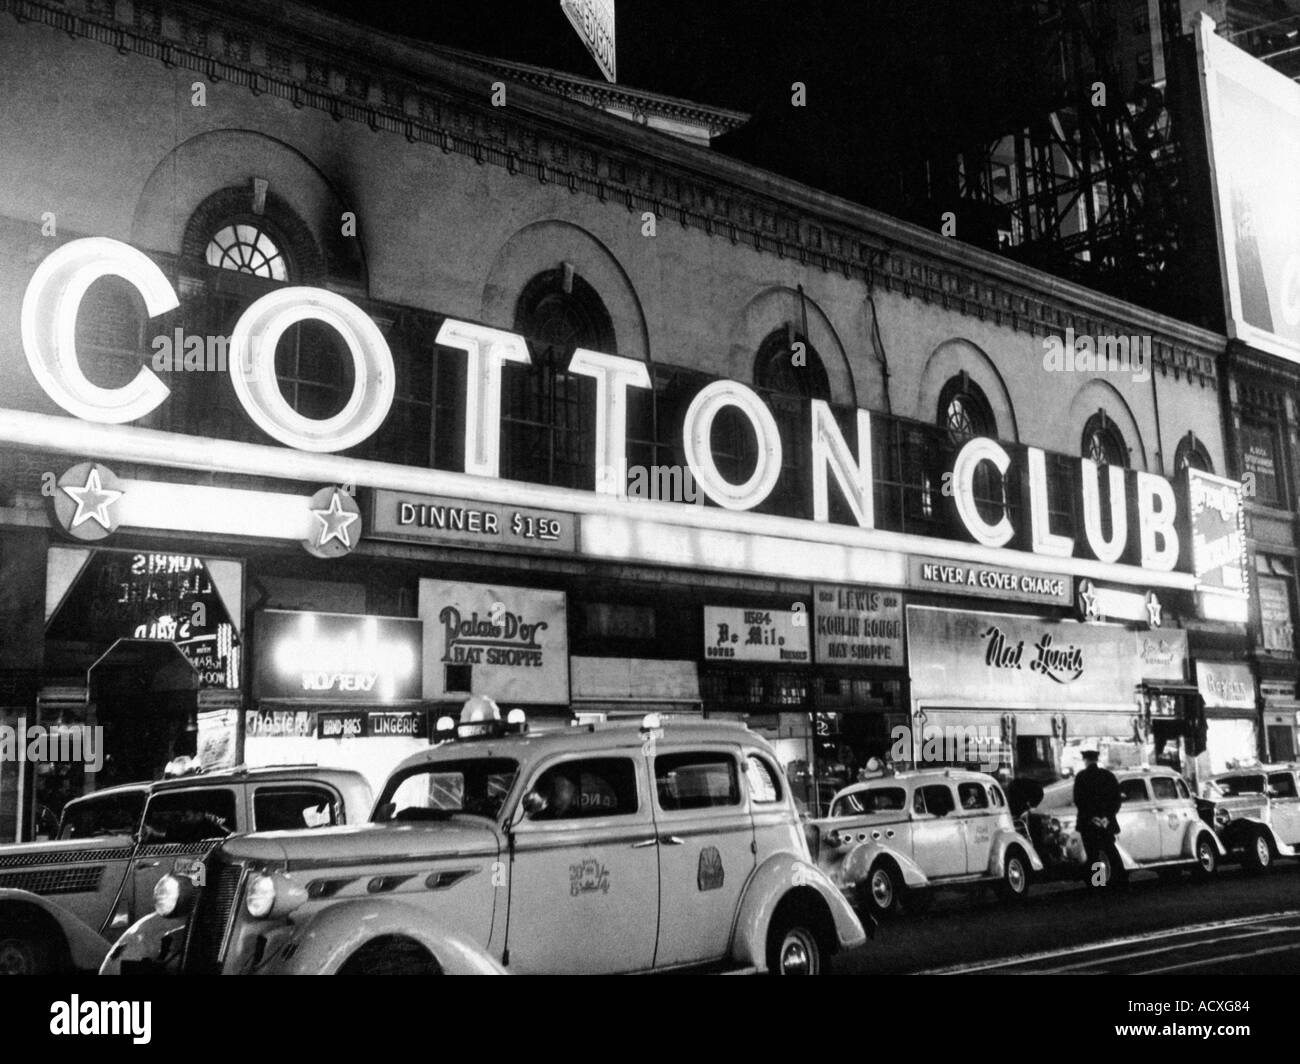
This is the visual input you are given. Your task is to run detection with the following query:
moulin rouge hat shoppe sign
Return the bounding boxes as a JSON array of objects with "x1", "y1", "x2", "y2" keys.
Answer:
[{"x1": 7, "y1": 236, "x2": 1209, "y2": 589}]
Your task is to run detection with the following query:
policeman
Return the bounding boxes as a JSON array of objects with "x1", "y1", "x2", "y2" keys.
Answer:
[{"x1": 1073, "y1": 748, "x2": 1124, "y2": 886}]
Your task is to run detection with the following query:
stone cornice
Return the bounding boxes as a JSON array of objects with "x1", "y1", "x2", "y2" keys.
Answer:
[{"x1": 5, "y1": 0, "x2": 1224, "y2": 385}]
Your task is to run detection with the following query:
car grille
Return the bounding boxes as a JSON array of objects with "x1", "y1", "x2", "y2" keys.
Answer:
[{"x1": 183, "y1": 858, "x2": 245, "y2": 974}]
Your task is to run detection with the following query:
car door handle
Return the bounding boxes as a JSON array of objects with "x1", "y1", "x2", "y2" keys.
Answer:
[
  {"x1": 631, "y1": 838, "x2": 658, "y2": 849},
  {"x1": 659, "y1": 835, "x2": 685, "y2": 846},
  {"x1": 135, "y1": 859, "x2": 161, "y2": 869}
]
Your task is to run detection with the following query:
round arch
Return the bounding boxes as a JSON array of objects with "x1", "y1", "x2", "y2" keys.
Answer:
[
  {"x1": 1065, "y1": 380, "x2": 1150, "y2": 472},
  {"x1": 916, "y1": 339, "x2": 1019, "y2": 442}
]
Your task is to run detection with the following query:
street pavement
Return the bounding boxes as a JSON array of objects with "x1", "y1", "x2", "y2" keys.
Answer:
[{"x1": 834, "y1": 861, "x2": 1300, "y2": 974}]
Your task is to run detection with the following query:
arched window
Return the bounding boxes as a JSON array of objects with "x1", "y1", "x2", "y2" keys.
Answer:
[
  {"x1": 1174, "y1": 432, "x2": 1213, "y2": 476},
  {"x1": 205, "y1": 222, "x2": 288, "y2": 281},
  {"x1": 1082, "y1": 411, "x2": 1129, "y2": 468},
  {"x1": 937, "y1": 373, "x2": 997, "y2": 441},
  {"x1": 504, "y1": 267, "x2": 615, "y2": 489}
]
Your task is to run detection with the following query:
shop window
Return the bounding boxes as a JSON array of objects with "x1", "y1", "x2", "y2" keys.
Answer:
[
  {"x1": 655, "y1": 752, "x2": 740, "y2": 811},
  {"x1": 1174, "y1": 432, "x2": 1213, "y2": 476},
  {"x1": 253, "y1": 786, "x2": 339, "y2": 831},
  {"x1": 506, "y1": 268, "x2": 612, "y2": 490},
  {"x1": 1240, "y1": 420, "x2": 1284, "y2": 507},
  {"x1": 1081, "y1": 411, "x2": 1129, "y2": 468},
  {"x1": 1256, "y1": 555, "x2": 1296, "y2": 656},
  {"x1": 530, "y1": 758, "x2": 639, "y2": 820},
  {"x1": 140, "y1": 789, "x2": 237, "y2": 845}
]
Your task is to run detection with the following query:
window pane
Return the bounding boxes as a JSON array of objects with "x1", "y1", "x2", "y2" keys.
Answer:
[
  {"x1": 1150, "y1": 777, "x2": 1178, "y2": 801},
  {"x1": 655, "y1": 752, "x2": 740, "y2": 810},
  {"x1": 958, "y1": 782, "x2": 990, "y2": 809},
  {"x1": 532, "y1": 758, "x2": 640, "y2": 819},
  {"x1": 141, "y1": 789, "x2": 237, "y2": 844},
  {"x1": 253, "y1": 787, "x2": 338, "y2": 830},
  {"x1": 58, "y1": 792, "x2": 145, "y2": 839}
]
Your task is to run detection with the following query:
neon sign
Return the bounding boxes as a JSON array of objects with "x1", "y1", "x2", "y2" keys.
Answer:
[{"x1": 17, "y1": 237, "x2": 1189, "y2": 574}]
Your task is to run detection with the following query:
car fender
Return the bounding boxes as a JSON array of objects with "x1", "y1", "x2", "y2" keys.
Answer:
[
  {"x1": 0, "y1": 888, "x2": 110, "y2": 972},
  {"x1": 267, "y1": 898, "x2": 505, "y2": 975},
  {"x1": 99, "y1": 912, "x2": 187, "y2": 975},
  {"x1": 988, "y1": 830, "x2": 1044, "y2": 875},
  {"x1": 731, "y1": 853, "x2": 867, "y2": 969},
  {"x1": 840, "y1": 838, "x2": 929, "y2": 890},
  {"x1": 1181, "y1": 822, "x2": 1226, "y2": 859},
  {"x1": 1217, "y1": 816, "x2": 1286, "y2": 854}
]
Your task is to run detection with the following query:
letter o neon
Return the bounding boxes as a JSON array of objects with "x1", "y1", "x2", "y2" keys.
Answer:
[
  {"x1": 682, "y1": 380, "x2": 783, "y2": 510},
  {"x1": 228, "y1": 287, "x2": 395, "y2": 452}
]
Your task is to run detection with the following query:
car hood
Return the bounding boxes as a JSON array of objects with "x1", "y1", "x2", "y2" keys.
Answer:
[{"x1": 217, "y1": 819, "x2": 502, "y2": 870}]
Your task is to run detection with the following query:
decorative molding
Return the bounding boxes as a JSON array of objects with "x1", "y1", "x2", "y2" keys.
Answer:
[{"x1": 4, "y1": 0, "x2": 1224, "y2": 385}]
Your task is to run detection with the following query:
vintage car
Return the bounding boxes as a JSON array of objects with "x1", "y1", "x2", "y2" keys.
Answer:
[
  {"x1": 1198, "y1": 763, "x2": 1300, "y2": 872},
  {"x1": 1028, "y1": 765, "x2": 1224, "y2": 885},
  {"x1": 809, "y1": 769, "x2": 1044, "y2": 916},
  {"x1": 109, "y1": 705, "x2": 867, "y2": 975},
  {"x1": 0, "y1": 764, "x2": 370, "y2": 974}
]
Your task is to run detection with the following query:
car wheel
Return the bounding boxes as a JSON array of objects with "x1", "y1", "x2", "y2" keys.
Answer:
[
  {"x1": 861, "y1": 861, "x2": 902, "y2": 917},
  {"x1": 1191, "y1": 834, "x2": 1219, "y2": 879},
  {"x1": 1243, "y1": 830, "x2": 1274, "y2": 875},
  {"x1": 994, "y1": 848, "x2": 1031, "y2": 902},
  {"x1": 337, "y1": 936, "x2": 442, "y2": 975},
  {"x1": 0, "y1": 931, "x2": 52, "y2": 976},
  {"x1": 766, "y1": 919, "x2": 823, "y2": 976}
]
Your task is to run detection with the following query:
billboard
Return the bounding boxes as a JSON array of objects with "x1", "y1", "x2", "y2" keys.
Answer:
[
  {"x1": 1197, "y1": 15, "x2": 1300, "y2": 362},
  {"x1": 560, "y1": 0, "x2": 616, "y2": 83}
]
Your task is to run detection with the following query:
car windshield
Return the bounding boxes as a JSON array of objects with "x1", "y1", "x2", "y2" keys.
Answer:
[
  {"x1": 373, "y1": 758, "x2": 519, "y2": 823},
  {"x1": 58, "y1": 792, "x2": 146, "y2": 839},
  {"x1": 831, "y1": 787, "x2": 907, "y2": 817},
  {"x1": 1214, "y1": 775, "x2": 1268, "y2": 796}
]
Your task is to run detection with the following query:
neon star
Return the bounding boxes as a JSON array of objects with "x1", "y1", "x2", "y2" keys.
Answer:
[
  {"x1": 312, "y1": 490, "x2": 359, "y2": 548},
  {"x1": 1146, "y1": 593, "x2": 1163, "y2": 628},
  {"x1": 1077, "y1": 579, "x2": 1100, "y2": 621},
  {"x1": 62, "y1": 467, "x2": 123, "y2": 530}
]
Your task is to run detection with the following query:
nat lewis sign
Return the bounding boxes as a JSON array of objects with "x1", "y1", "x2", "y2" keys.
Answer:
[{"x1": 369, "y1": 490, "x2": 575, "y2": 553}]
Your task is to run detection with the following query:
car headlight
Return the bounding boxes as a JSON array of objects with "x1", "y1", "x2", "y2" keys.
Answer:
[
  {"x1": 245, "y1": 871, "x2": 308, "y2": 920},
  {"x1": 153, "y1": 873, "x2": 188, "y2": 918},
  {"x1": 1214, "y1": 807, "x2": 1231, "y2": 828}
]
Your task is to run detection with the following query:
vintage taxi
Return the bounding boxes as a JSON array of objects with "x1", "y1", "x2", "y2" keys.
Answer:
[
  {"x1": 112, "y1": 702, "x2": 867, "y2": 975},
  {"x1": 809, "y1": 769, "x2": 1044, "y2": 916},
  {"x1": 1028, "y1": 765, "x2": 1224, "y2": 884},
  {"x1": 1198, "y1": 763, "x2": 1300, "y2": 873},
  {"x1": 0, "y1": 764, "x2": 370, "y2": 974}
]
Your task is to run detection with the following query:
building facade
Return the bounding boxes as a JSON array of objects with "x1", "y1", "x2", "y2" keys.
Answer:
[{"x1": 0, "y1": 0, "x2": 1250, "y2": 838}]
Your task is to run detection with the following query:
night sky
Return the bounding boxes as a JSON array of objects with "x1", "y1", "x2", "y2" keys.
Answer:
[{"x1": 302, "y1": 1, "x2": 1040, "y2": 224}]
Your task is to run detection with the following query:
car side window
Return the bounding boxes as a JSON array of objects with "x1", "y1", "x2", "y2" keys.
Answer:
[
  {"x1": 253, "y1": 786, "x2": 340, "y2": 831},
  {"x1": 744, "y1": 755, "x2": 783, "y2": 804},
  {"x1": 989, "y1": 785, "x2": 1006, "y2": 808},
  {"x1": 1268, "y1": 772, "x2": 1298, "y2": 799},
  {"x1": 531, "y1": 758, "x2": 640, "y2": 820},
  {"x1": 1119, "y1": 779, "x2": 1150, "y2": 803},
  {"x1": 58, "y1": 792, "x2": 146, "y2": 840},
  {"x1": 917, "y1": 784, "x2": 956, "y2": 817},
  {"x1": 655, "y1": 752, "x2": 740, "y2": 811},
  {"x1": 1150, "y1": 777, "x2": 1179, "y2": 801},
  {"x1": 1174, "y1": 778, "x2": 1191, "y2": 801},
  {"x1": 141, "y1": 789, "x2": 238, "y2": 844},
  {"x1": 957, "y1": 782, "x2": 989, "y2": 811}
]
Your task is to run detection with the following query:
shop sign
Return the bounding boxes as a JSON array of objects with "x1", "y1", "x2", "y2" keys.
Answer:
[
  {"x1": 318, "y1": 711, "x2": 368, "y2": 740},
  {"x1": 907, "y1": 606, "x2": 1146, "y2": 707},
  {"x1": 1134, "y1": 630, "x2": 1189, "y2": 682},
  {"x1": 703, "y1": 606, "x2": 810, "y2": 664},
  {"x1": 813, "y1": 585, "x2": 904, "y2": 665},
  {"x1": 909, "y1": 556, "x2": 1071, "y2": 605},
  {"x1": 1258, "y1": 575, "x2": 1295, "y2": 655},
  {"x1": 1195, "y1": 661, "x2": 1256, "y2": 710},
  {"x1": 253, "y1": 611, "x2": 423, "y2": 703},
  {"x1": 1188, "y1": 470, "x2": 1249, "y2": 602},
  {"x1": 245, "y1": 709, "x2": 313, "y2": 738},
  {"x1": 419, "y1": 581, "x2": 569, "y2": 703},
  {"x1": 369, "y1": 490, "x2": 575, "y2": 553},
  {"x1": 368, "y1": 711, "x2": 428, "y2": 738}
]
